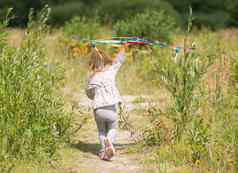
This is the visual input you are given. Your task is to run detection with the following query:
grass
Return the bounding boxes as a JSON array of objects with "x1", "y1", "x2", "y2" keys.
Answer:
[
  {"x1": 4, "y1": 25, "x2": 238, "y2": 173},
  {"x1": 0, "y1": 9, "x2": 71, "y2": 172}
]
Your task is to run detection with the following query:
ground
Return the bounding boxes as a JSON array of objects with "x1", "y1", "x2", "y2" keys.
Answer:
[{"x1": 48, "y1": 89, "x2": 158, "y2": 173}]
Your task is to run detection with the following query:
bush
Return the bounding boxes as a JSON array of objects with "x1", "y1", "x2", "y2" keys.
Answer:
[
  {"x1": 0, "y1": 0, "x2": 44, "y2": 27},
  {"x1": 61, "y1": 16, "x2": 103, "y2": 59},
  {"x1": 154, "y1": 43, "x2": 214, "y2": 139},
  {"x1": 0, "y1": 6, "x2": 70, "y2": 164},
  {"x1": 98, "y1": 0, "x2": 180, "y2": 24},
  {"x1": 186, "y1": 117, "x2": 210, "y2": 163},
  {"x1": 63, "y1": 16, "x2": 102, "y2": 39},
  {"x1": 192, "y1": 11, "x2": 230, "y2": 29},
  {"x1": 113, "y1": 10, "x2": 177, "y2": 42},
  {"x1": 225, "y1": 0, "x2": 238, "y2": 26},
  {"x1": 143, "y1": 115, "x2": 174, "y2": 146},
  {"x1": 49, "y1": 2, "x2": 92, "y2": 25}
]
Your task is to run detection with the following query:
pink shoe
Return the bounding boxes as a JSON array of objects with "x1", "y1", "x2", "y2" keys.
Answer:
[
  {"x1": 98, "y1": 150, "x2": 111, "y2": 161},
  {"x1": 98, "y1": 150, "x2": 105, "y2": 160},
  {"x1": 104, "y1": 138, "x2": 115, "y2": 160}
]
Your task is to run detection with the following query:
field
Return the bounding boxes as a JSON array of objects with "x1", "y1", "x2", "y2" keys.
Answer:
[{"x1": 1, "y1": 8, "x2": 238, "y2": 173}]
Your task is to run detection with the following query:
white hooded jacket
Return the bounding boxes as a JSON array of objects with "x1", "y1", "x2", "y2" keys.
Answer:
[{"x1": 86, "y1": 53, "x2": 125, "y2": 109}]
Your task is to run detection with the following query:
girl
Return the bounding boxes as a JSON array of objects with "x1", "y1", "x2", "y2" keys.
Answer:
[{"x1": 86, "y1": 44, "x2": 128, "y2": 161}]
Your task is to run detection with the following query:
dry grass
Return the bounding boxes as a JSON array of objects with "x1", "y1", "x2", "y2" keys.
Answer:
[
  {"x1": 6, "y1": 28, "x2": 24, "y2": 47},
  {"x1": 5, "y1": 28, "x2": 238, "y2": 173}
]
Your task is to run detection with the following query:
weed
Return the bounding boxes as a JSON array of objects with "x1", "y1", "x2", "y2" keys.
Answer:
[{"x1": 0, "y1": 6, "x2": 71, "y2": 167}]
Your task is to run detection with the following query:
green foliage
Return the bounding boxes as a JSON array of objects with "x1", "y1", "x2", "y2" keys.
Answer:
[
  {"x1": 143, "y1": 114, "x2": 174, "y2": 146},
  {"x1": 209, "y1": 90, "x2": 238, "y2": 172},
  {"x1": 230, "y1": 48, "x2": 238, "y2": 172},
  {"x1": 225, "y1": 0, "x2": 238, "y2": 26},
  {"x1": 167, "y1": 0, "x2": 236, "y2": 28},
  {"x1": 141, "y1": 33, "x2": 238, "y2": 171},
  {"x1": 143, "y1": 108, "x2": 164, "y2": 146},
  {"x1": 154, "y1": 45, "x2": 213, "y2": 139},
  {"x1": 232, "y1": 58, "x2": 238, "y2": 94},
  {"x1": 0, "y1": 156, "x2": 14, "y2": 173},
  {"x1": 0, "y1": 10, "x2": 11, "y2": 50},
  {"x1": 234, "y1": 127, "x2": 238, "y2": 172},
  {"x1": 0, "y1": 0, "x2": 43, "y2": 26},
  {"x1": 135, "y1": 50, "x2": 158, "y2": 83},
  {"x1": 0, "y1": 0, "x2": 99, "y2": 26},
  {"x1": 49, "y1": 2, "x2": 92, "y2": 25},
  {"x1": 186, "y1": 117, "x2": 210, "y2": 163},
  {"x1": 63, "y1": 16, "x2": 102, "y2": 39},
  {"x1": 0, "y1": 6, "x2": 70, "y2": 165},
  {"x1": 193, "y1": 11, "x2": 230, "y2": 29},
  {"x1": 148, "y1": 11, "x2": 211, "y2": 140},
  {"x1": 143, "y1": 126, "x2": 161, "y2": 146},
  {"x1": 114, "y1": 10, "x2": 177, "y2": 42},
  {"x1": 98, "y1": 0, "x2": 180, "y2": 24},
  {"x1": 0, "y1": 0, "x2": 238, "y2": 28}
]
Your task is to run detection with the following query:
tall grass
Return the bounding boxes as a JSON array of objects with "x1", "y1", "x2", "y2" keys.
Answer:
[
  {"x1": 0, "y1": 6, "x2": 70, "y2": 171},
  {"x1": 27, "y1": 7, "x2": 238, "y2": 172},
  {"x1": 114, "y1": 10, "x2": 177, "y2": 42},
  {"x1": 140, "y1": 11, "x2": 238, "y2": 172}
]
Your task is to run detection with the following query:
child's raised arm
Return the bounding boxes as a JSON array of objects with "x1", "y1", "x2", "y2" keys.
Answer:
[{"x1": 112, "y1": 43, "x2": 128, "y2": 71}]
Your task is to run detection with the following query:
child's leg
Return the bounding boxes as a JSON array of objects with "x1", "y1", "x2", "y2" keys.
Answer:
[
  {"x1": 104, "y1": 120, "x2": 117, "y2": 160},
  {"x1": 94, "y1": 115, "x2": 107, "y2": 150},
  {"x1": 107, "y1": 120, "x2": 118, "y2": 144},
  {"x1": 94, "y1": 105, "x2": 118, "y2": 149}
]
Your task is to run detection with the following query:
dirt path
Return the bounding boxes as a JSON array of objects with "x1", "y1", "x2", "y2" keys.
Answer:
[
  {"x1": 52, "y1": 119, "x2": 143, "y2": 173},
  {"x1": 69, "y1": 129, "x2": 143, "y2": 173},
  {"x1": 59, "y1": 89, "x2": 155, "y2": 173}
]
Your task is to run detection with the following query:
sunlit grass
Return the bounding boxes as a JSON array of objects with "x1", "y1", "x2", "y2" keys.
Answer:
[{"x1": 5, "y1": 25, "x2": 238, "y2": 173}]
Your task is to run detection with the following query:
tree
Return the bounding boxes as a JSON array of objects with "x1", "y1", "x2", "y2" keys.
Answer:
[
  {"x1": 0, "y1": 0, "x2": 43, "y2": 26},
  {"x1": 225, "y1": 0, "x2": 238, "y2": 26}
]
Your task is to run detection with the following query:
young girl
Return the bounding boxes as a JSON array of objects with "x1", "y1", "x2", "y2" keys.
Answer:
[{"x1": 86, "y1": 44, "x2": 128, "y2": 161}]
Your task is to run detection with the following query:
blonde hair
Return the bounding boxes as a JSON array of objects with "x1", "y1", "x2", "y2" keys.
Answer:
[{"x1": 89, "y1": 48, "x2": 113, "y2": 72}]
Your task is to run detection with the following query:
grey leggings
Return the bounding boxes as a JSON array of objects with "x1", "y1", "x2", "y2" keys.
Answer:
[{"x1": 94, "y1": 104, "x2": 118, "y2": 150}]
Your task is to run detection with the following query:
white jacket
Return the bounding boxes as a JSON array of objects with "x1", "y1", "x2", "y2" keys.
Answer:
[{"x1": 86, "y1": 53, "x2": 125, "y2": 109}]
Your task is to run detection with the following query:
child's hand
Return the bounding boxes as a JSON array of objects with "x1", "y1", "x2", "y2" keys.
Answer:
[
  {"x1": 120, "y1": 43, "x2": 129, "y2": 53},
  {"x1": 123, "y1": 43, "x2": 129, "y2": 50}
]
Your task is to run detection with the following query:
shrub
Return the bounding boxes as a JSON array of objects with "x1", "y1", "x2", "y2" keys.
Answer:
[
  {"x1": 98, "y1": 0, "x2": 180, "y2": 24},
  {"x1": 61, "y1": 16, "x2": 103, "y2": 59},
  {"x1": 49, "y1": 2, "x2": 92, "y2": 25},
  {"x1": 192, "y1": 11, "x2": 230, "y2": 29},
  {"x1": 225, "y1": 0, "x2": 238, "y2": 26},
  {"x1": 0, "y1": 6, "x2": 70, "y2": 165},
  {"x1": 154, "y1": 41, "x2": 214, "y2": 139},
  {"x1": 143, "y1": 114, "x2": 175, "y2": 146},
  {"x1": 209, "y1": 87, "x2": 238, "y2": 172},
  {"x1": 113, "y1": 10, "x2": 177, "y2": 42},
  {"x1": 186, "y1": 117, "x2": 210, "y2": 163},
  {"x1": 151, "y1": 10, "x2": 215, "y2": 139},
  {"x1": 63, "y1": 16, "x2": 102, "y2": 39}
]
